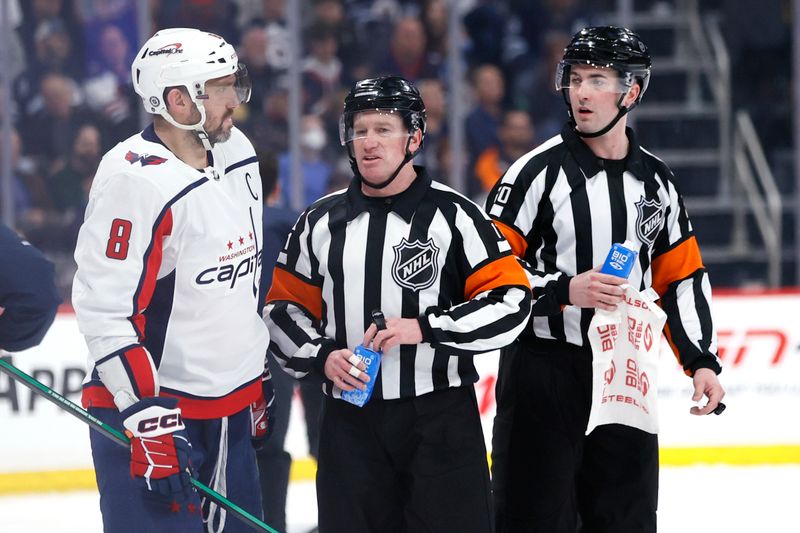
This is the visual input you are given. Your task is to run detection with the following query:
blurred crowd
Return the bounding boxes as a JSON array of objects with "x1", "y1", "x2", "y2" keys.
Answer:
[{"x1": 0, "y1": 0, "x2": 792, "y2": 298}]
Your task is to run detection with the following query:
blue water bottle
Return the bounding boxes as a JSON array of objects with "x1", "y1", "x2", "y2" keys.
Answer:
[
  {"x1": 340, "y1": 310, "x2": 385, "y2": 407},
  {"x1": 600, "y1": 240, "x2": 639, "y2": 279}
]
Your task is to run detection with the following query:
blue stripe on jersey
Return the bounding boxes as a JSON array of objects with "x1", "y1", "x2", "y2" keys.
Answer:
[
  {"x1": 225, "y1": 156, "x2": 258, "y2": 173},
  {"x1": 142, "y1": 270, "x2": 176, "y2": 368},
  {"x1": 129, "y1": 177, "x2": 210, "y2": 338}
]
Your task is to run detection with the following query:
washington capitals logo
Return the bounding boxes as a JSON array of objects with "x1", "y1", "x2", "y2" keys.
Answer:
[
  {"x1": 634, "y1": 196, "x2": 664, "y2": 246},
  {"x1": 125, "y1": 151, "x2": 168, "y2": 167},
  {"x1": 391, "y1": 238, "x2": 440, "y2": 292}
]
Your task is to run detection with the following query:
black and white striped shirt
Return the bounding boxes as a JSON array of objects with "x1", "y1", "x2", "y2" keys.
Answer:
[
  {"x1": 265, "y1": 168, "x2": 532, "y2": 399},
  {"x1": 486, "y1": 124, "x2": 721, "y2": 375}
]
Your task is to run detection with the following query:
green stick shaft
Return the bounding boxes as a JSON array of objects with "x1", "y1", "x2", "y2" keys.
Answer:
[{"x1": 0, "y1": 357, "x2": 277, "y2": 533}]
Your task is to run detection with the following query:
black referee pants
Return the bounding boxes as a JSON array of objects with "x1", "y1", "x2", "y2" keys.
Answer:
[
  {"x1": 491, "y1": 340, "x2": 658, "y2": 533},
  {"x1": 317, "y1": 386, "x2": 493, "y2": 533}
]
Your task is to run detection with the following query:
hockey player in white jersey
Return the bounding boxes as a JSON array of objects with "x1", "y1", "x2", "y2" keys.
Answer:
[{"x1": 72, "y1": 28, "x2": 273, "y2": 532}]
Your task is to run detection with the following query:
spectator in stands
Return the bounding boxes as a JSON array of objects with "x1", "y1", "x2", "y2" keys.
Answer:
[
  {"x1": 22, "y1": 73, "x2": 106, "y2": 171},
  {"x1": 278, "y1": 115, "x2": 331, "y2": 207},
  {"x1": 473, "y1": 109, "x2": 535, "y2": 201},
  {"x1": 310, "y1": 0, "x2": 360, "y2": 78},
  {"x1": 421, "y1": 0, "x2": 448, "y2": 66},
  {"x1": 465, "y1": 64, "x2": 505, "y2": 165},
  {"x1": 14, "y1": 17, "x2": 83, "y2": 118},
  {"x1": 258, "y1": 0, "x2": 292, "y2": 72},
  {"x1": 374, "y1": 16, "x2": 439, "y2": 82},
  {"x1": 16, "y1": 0, "x2": 84, "y2": 78},
  {"x1": 302, "y1": 24, "x2": 343, "y2": 115},
  {"x1": 153, "y1": 0, "x2": 239, "y2": 44},
  {"x1": 0, "y1": 129, "x2": 34, "y2": 225},
  {"x1": 416, "y1": 78, "x2": 448, "y2": 177},
  {"x1": 515, "y1": 30, "x2": 573, "y2": 143},
  {"x1": 82, "y1": 24, "x2": 138, "y2": 145},
  {"x1": 249, "y1": 88, "x2": 289, "y2": 155},
  {"x1": 47, "y1": 123, "x2": 101, "y2": 218},
  {"x1": 238, "y1": 23, "x2": 281, "y2": 121}
]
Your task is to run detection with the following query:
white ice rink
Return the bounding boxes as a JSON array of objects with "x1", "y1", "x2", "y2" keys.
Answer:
[{"x1": 0, "y1": 465, "x2": 797, "y2": 532}]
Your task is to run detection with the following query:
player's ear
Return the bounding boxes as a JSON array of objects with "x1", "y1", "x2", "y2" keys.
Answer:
[
  {"x1": 624, "y1": 82, "x2": 641, "y2": 107},
  {"x1": 164, "y1": 87, "x2": 191, "y2": 113},
  {"x1": 409, "y1": 128, "x2": 423, "y2": 152}
]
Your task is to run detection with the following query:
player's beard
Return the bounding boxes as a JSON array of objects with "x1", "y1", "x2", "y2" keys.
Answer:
[
  {"x1": 190, "y1": 109, "x2": 234, "y2": 147},
  {"x1": 203, "y1": 112, "x2": 234, "y2": 145}
]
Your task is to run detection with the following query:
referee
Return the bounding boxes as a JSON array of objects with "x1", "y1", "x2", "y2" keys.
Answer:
[
  {"x1": 486, "y1": 27, "x2": 725, "y2": 532},
  {"x1": 264, "y1": 76, "x2": 532, "y2": 533}
]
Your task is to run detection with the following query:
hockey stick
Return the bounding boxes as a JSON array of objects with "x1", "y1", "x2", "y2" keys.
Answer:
[{"x1": 0, "y1": 357, "x2": 277, "y2": 533}]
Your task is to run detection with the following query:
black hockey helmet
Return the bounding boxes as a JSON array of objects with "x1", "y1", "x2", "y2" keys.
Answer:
[
  {"x1": 339, "y1": 76, "x2": 427, "y2": 189},
  {"x1": 556, "y1": 26, "x2": 651, "y2": 137},
  {"x1": 556, "y1": 26, "x2": 651, "y2": 102},
  {"x1": 339, "y1": 76, "x2": 426, "y2": 146}
]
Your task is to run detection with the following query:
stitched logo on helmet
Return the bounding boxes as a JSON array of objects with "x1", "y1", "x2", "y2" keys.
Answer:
[
  {"x1": 125, "y1": 151, "x2": 167, "y2": 166},
  {"x1": 634, "y1": 196, "x2": 663, "y2": 246},
  {"x1": 391, "y1": 238, "x2": 440, "y2": 291},
  {"x1": 148, "y1": 43, "x2": 183, "y2": 56}
]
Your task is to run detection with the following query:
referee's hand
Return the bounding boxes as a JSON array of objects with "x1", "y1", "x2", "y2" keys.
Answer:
[
  {"x1": 324, "y1": 349, "x2": 370, "y2": 392},
  {"x1": 569, "y1": 266, "x2": 626, "y2": 311},
  {"x1": 363, "y1": 318, "x2": 423, "y2": 353}
]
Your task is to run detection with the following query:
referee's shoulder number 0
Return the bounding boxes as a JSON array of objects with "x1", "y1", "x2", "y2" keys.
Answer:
[{"x1": 493, "y1": 184, "x2": 513, "y2": 206}]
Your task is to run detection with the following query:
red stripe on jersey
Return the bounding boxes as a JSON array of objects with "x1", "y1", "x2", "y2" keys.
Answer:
[
  {"x1": 160, "y1": 379, "x2": 261, "y2": 419},
  {"x1": 131, "y1": 209, "x2": 174, "y2": 339},
  {"x1": 123, "y1": 345, "x2": 156, "y2": 398},
  {"x1": 81, "y1": 378, "x2": 260, "y2": 419}
]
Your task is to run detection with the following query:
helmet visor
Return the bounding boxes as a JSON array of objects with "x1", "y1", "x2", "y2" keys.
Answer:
[
  {"x1": 199, "y1": 63, "x2": 252, "y2": 105},
  {"x1": 339, "y1": 109, "x2": 413, "y2": 146},
  {"x1": 555, "y1": 61, "x2": 633, "y2": 94},
  {"x1": 233, "y1": 63, "x2": 252, "y2": 104}
]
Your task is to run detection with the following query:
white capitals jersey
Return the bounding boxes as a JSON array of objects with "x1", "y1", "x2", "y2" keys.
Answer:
[{"x1": 73, "y1": 125, "x2": 269, "y2": 418}]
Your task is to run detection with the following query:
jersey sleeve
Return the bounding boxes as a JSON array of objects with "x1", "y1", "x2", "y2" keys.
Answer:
[
  {"x1": 485, "y1": 156, "x2": 571, "y2": 317},
  {"x1": 650, "y1": 181, "x2": 721, "y2": 376},
  {"x1": 0, "y1": 224, "x2": 60, "y2": 351},
  {"x1": 417, "y1": 199, "x2": 532, "y2": 355},
  {"x1": 72, "y1": 169, "x2": 170, "y2": 406},
  {"x1": 264, "y1": 209, "x2": 337, "y2": 380}
]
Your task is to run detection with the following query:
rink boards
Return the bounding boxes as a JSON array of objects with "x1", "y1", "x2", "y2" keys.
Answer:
[{"x1": 1, "y1": 289, "x2": 799, "y2": 493}]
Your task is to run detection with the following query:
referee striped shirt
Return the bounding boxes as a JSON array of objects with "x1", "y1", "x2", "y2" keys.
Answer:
[
  {"x1": 486, "y1": 124, "x2": 721, "y2": 375},
  {"x1": 265, "y1": 168, "x2": 532, "y2": 399}
]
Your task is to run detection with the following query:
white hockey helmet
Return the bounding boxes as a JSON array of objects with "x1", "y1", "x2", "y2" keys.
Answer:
[{"x1": 131, "y1": 28, "x2": 251, "y2": 140}]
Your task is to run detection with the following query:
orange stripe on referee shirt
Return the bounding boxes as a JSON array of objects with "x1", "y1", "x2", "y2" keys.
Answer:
[
  {"x1": 267, "y1": 267, "x2": 323, "y2": 321},
  {"x1": 650, "y1": 236, "x2": 704, "y2": 298},
  {"x1": 464, "y1": 255, "x2": 530, "y2": 301},
  {"x1": 491, "y1": 219, "x2": 528, "y2": 258}
]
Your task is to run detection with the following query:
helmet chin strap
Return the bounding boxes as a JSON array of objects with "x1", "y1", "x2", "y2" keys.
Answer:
[
  {"x1": 160, "y1": 97, "x2": 214, "y2": 151},
  {"x1": 564, "y1": 90, "x2": 640, "y2": 139},
  {"x1": 350, "y1": 135, "x2": 420, "y2": 191}
]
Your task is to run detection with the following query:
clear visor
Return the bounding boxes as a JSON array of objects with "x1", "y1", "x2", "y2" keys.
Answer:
[
  {"x1": 555, "y1": 61, "x2": 633, "y2": 94},
  {"x1": 197, "y1": 63, "x2": 252, "y2": 105},
  {"x1": 339, "y1": 109, "x2": 412, "y2": 145}
]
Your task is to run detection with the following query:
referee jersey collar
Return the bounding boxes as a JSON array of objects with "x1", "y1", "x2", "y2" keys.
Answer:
[
  {"x1": 346, "y1": 166, "x2": 431, "y2": 222},
  {"x1": 562, "y1": 124, "x2": 648, "y2": 181}
]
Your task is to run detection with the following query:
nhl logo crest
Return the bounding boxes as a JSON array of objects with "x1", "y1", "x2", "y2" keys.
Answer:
[
  {"x1": 391, "y1": 237, "x2": 440, "y2": 291},
  {"x1": 634, "y1": 196, "x2": 664, "y2": 246}
]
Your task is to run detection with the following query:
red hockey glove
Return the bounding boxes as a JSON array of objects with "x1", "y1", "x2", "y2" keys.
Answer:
[
  {"x1": 250, "y1": 367, "x2": 276, "y2": 451},
  {"x1": 121, "y1": 397, "x2": 195, "y2": 501}
]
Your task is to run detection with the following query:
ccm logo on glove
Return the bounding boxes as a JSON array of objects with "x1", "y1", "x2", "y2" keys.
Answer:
[{"x1": 136, "y1": 412, "x2": 184, "y2": 433}]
